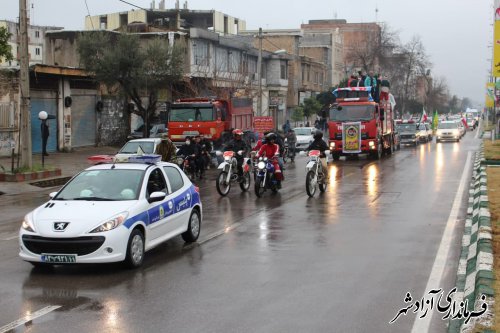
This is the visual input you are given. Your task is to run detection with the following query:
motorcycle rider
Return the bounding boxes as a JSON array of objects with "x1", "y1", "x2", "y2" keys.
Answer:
[
  {"x1": 252, "y1": 131, "x2": 270, "y2": 152},
  {"x1": 285, "y1": 129, "x2": 297, "y2": 160},
  {"x1": 192, "y1": 135, "x2": 206, "y2": 179},
  {"x1": 224, "y1": 129, "x2": 250, "y2": 182},
  {"x1": 155, "y1": 133, "x2": 177, "y2": 162},
  {"x1": 306, "y1": 130, "x2": 329, "y2": 178},
  {"x1": 177, "y1": 136, "x2": 196, "y2": 172},
  {"x1": 255, "y1": 132, "x2": 283, "y2": 188}
]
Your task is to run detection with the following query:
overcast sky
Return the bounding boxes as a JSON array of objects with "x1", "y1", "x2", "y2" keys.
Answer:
[{"x1": 2, "y1": 0, "x2": 493, "y2": 106}]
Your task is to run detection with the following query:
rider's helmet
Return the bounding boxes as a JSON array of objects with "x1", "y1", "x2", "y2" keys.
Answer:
[
  {"x1": 232, "y1": 129, "x2": 243, "y2": 139},
  {"x1": 313, "y1": 130, "x2": 323, "y2": 140},
  {"x1": 265, "y1": 132, "x2": 277, "y2": 143}
]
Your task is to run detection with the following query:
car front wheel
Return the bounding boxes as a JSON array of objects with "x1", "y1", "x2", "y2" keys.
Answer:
[{"x1": 125, "y1": 229, "x2": 145, "y2": 268}]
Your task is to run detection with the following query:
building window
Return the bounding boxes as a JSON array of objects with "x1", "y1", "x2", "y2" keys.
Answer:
[
  {"x1": 35, "y1": 48, "x2": 40, "y2": 56},
  {"x1": 35, "y1": 30, "x2": 40, "y2": 38},
  {"x1": 192, "y1": 40, "x2": 209, "y2": 66},
  {"x1": 280, "y1": 63, "x2": 287, "y2": 80},
  {"x1": 215, "y1": 47, "x2": 228, "y2": 72},
  {"x1": 247, "y1": 56, "x2": 257, "y2": 75}
]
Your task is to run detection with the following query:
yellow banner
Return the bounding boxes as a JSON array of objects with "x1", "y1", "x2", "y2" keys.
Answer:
[
  {"x1": 342, "y1": 122, "x2": 361, "y2": 153},
  {"x1": 486, "y1": 82, "x2": 495, "y2": 108},
  {"x1": 493, "y1": 21, "x2": 500, "y2": 77}
]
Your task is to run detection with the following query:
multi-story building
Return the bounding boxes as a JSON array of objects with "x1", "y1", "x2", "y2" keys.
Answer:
[
  {"x1": 299, "y1": 29, "x2": 344, "y2": 87},
  {"x1": 85, "y1": 1, "x2": 246, "y2": 35},
  {"x1": 0, "y1": 20, "x2": 62, "y2": 67},
  {"x1": 301, "y1": 20, "x2": 381, "y2": 77},
  {"x1": 239, "y1": 29, "x2": 329, "y2": 116}
]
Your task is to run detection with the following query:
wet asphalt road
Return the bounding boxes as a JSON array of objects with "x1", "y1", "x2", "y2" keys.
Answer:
[{"x1": 0, "y1": 130, "x2": 480, "y2": 333}]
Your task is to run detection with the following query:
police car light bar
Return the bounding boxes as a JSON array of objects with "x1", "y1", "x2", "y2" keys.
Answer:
[{"x1": 128, "y1": 154, "x2": 162, "y2": 164}]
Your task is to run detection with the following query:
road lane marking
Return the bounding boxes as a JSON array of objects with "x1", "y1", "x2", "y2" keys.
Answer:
[
  {"x1": 410, "y1": 151, "x2": 472, "y2": 333},
  {"x1": 0, "y1": 305, "x2": 61, "y2": 333}
]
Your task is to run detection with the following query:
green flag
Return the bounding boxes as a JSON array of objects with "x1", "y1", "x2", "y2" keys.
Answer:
[{"x1": 432, "y1": 110, "x2": 439, "y2": 131}]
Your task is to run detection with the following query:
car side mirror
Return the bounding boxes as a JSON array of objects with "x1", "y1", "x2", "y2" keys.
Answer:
[
  {"x1": 49, "y1": 191, "x2": 58, "y2": 199},
  {"x1": 148, "y1": 191, "x2": 166, "y2": 203}
]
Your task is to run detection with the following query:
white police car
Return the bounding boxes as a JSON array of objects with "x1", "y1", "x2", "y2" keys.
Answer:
[{"x1": 19, "y1": 156, "x2": 202, "y2": 268}]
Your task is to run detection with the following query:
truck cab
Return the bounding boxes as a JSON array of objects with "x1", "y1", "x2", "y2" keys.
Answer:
[
  {"x1": 168, "y1": 98, "x2": 253, "y2": 149},
  {"x1": 328, "y1": 87, "x2": 395, "y2": 160}
]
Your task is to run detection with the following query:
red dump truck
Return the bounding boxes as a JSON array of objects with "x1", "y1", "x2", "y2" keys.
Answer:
[
  {"x1": 168, "y1": 97, "x2": 254, "y2": 148},
  {"x1": 328, "y1": 87, "x2": 396, "y2": 160}
]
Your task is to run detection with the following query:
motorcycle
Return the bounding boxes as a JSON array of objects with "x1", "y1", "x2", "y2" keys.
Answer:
[
  {"x1": 215, "y1": 151, "x2": 251, "y2": 196},
  {"x1": 178, "y1": 155, "x2": 200, "y2": 180},
  {"x1": 254, "y1": 156, "x2": 280, "y2": 197},
  {"x1": 283, "y1": 139, "x2": 295, "y2": 163},
  {"x1": 305, "y1": 150, "x2": 328, "y2": 197}
]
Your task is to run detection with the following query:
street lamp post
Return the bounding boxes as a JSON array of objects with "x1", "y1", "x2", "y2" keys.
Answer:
[{"x1": 38, "y1": 111, "x2": 48, "y2": 168}]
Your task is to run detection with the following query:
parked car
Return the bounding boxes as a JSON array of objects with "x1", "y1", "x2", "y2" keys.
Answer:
[
  {"x1": 293, "y1": 127, "x2": 315, "y2": 150},
  {"x1": 19, "y1": 159, "x2": 202, "y2": 268},
  {"x1": 114, "y1": 138, "x2": 162, "y2": 162},
  {"x1": 436, "y1": 121, "x2": 461, "y2": 142},
  {"x1": 127, "y1": 124, "x2": 167, "y2": 140}
]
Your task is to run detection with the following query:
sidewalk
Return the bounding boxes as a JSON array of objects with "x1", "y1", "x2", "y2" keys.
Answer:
[{"x1": 0, "y1": 146, "x2": 118, "y2": 196}]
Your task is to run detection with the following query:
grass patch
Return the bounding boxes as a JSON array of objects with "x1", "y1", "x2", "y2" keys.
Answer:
[
  {"x1": 484, "y1": 140, "x2": 500, "y2": 161},
  {"x1": 11, "y1": 163, "x2": 56, "y2": 173},
  {"x1": 489, "y1": 167, "x2": 500, "y2": 332},
  {"x1": 485, "y1": 124, "x2": 495, "y2": 132}
]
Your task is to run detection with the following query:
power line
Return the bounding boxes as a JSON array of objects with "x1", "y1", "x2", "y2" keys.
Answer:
[
  {"x1": 117, "y1": 0, "x2": 147, "y2": 10},
  {"x1": 84, "y1": 0, "x2": 94, "y2": 29}
]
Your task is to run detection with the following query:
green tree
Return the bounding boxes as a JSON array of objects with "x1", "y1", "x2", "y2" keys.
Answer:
[
  {"x1": 316, "y1": 87, "x2": 337, "y2": 107},
  {"x1": 78, "y1": 32, "x2": 184, "y2": 137},
  {"x1": 0, "y1": 27, "x2": 13, "y2": 63},
  {"x1": 291, "y1": 107, "x2": 304, "y2": 126},
  {"x1": 302, "y1": 97, "x2": 322, "y2": 121}
]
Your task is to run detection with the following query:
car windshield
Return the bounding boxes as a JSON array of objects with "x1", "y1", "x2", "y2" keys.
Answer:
[
  {"x1": 438, "y1": 122, "x2": 459, "y2": 129},
  {"x1": 54, "y1": 169, "x2": 144, "y2": 201},
  {"x1": 169, "y1": 107, "x2": 215, "y2": 122},
  {"x1": 397, "y1": 124, "x2": 416, "y2": 132},
  {"x1": 329, "y1": 105, "x2": 375, "y2": 121},
  {"x1": 119, "y1": 141, "x2": 155, "y2": 154},
  {"x1": 294, "y1": 128, "x2": 313, "y2": 136}
]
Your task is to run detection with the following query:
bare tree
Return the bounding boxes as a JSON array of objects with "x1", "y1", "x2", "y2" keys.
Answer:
[
  {"x1": 346, "y1": 24, "x2": 399, "y2": 73},
  {"x1": 78, "y1": 32, "x2": 185, "y2": 137},
  {"x1": 425, "y1": 77, "x2": 449, "y2": 113},
  {"x1": 399, "y1": 35, "x2": 430, "y2": 114}
]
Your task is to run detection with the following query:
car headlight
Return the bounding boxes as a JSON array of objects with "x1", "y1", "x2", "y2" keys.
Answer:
[
  {"x1": 90, "y1": 212, "x2": 129, "y2": 233},
  {"x1": 21, "y1": 213, "x2": 36, "y2": 232}
]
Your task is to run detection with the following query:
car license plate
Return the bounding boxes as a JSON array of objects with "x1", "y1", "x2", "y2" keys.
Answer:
[{"x1": 41, "y1": 254, "x2": 77, "y2": 263}]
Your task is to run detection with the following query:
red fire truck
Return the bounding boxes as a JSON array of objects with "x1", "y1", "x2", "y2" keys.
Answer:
[
  {"x1": 328, "y1": 87, "x2": 396, "y2": 160},
  {"x1": 168, "y1": 97, "x2": 254, "y2": 147}
]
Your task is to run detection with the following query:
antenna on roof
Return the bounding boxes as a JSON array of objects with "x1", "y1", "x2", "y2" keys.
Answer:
[{"x1": 375, "y1": 4, "x2": 379, "y2": 22}]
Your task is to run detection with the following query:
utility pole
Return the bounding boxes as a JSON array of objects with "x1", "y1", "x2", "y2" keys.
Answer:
[
  {"x1": 19, "y1": 0, "x2": 32, "y2": 169},
  {"x1": 257, "y1": 27, "x2": 263, "y2": 116}
]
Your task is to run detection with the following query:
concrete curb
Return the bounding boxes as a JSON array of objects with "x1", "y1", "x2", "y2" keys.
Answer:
[{"x1": 449, "y1": 145, "x2": 495, "y2": 333}]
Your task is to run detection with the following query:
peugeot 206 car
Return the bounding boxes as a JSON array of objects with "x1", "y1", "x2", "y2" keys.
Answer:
[{"x1": 19, "y1": 156, "x2": 202, "y2": 268}]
